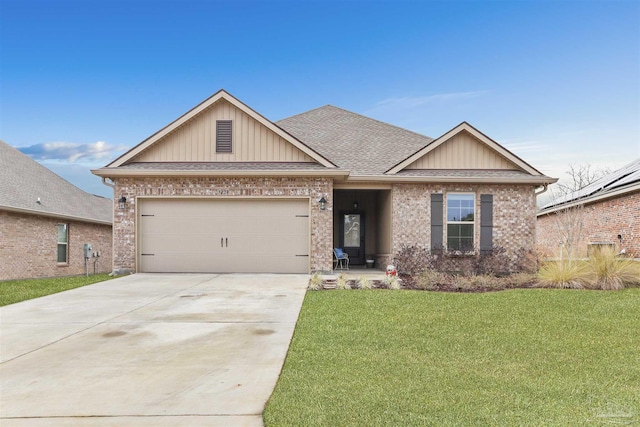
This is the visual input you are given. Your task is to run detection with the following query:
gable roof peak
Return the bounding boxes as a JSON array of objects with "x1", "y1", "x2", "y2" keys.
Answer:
[
  {"x1": 103, "y1": 89, "x2": 336, "y2": 169},
  {"x1": 386, "y1": 121, "x2": 546, "y2": 176}
]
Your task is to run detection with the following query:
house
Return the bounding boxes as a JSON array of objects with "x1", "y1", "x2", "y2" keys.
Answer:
[
  {"x1": 91, "y1": 90, "x2": 556, "y2": 274},
  {"x1": 537, "y1": 159, "x2": 640, "y2": 258},
  {"x1": 0, "y1": 140, "x2": 113, "y2": 280}
]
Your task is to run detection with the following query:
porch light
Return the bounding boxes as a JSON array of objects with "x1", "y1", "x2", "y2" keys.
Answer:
[
  {"x1": 118, "y1": 196, "x2": 127, "y2": 210},
  {"x1": 353, "y1": 201, "x2": 359, "y2": 210},
  {"x1": 318, "y1": 197, "x2": 327, "y2": 211}
]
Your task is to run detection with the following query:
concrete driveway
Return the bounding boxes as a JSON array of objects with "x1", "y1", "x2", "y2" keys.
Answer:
[{"x1": 0, "y1": 273, "x2": 308, "y2": 426}]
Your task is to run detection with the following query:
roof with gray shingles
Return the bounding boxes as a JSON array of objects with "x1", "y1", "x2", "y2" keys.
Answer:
[
  {"x1": 540, "y1": 158, "x2": 640, "y2": 211},
  {"x1": 277, "y1": 105, "x2": 434, "y2": 175},
  {"x1": 0, "y1": 139, "x2": 112, "y2": 224}
]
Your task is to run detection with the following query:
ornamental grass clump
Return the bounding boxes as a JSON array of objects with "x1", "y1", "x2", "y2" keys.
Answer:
[
  {"x1": 383, "y1": 275, "x2": 401, "y2": 290},
  {"x1": 585, "y1": 247, "x2": 640, "y2": 290},
  {"x1": 357, "y1": 276, "x2": 373, "y2": 290},
  {"x1": 307, "y1": 272, "x2": 324, "y2": 291},
  {"x1": 336, "y1": 274, "x2": 351, "y2": 290},
  {"x1": 538, "y1": 259, "x2": 589, "y2": 289}
]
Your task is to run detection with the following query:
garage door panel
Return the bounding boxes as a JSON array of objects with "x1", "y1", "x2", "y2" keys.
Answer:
[{"x1": 138, "y1": 199, "x2": 309, "y2": 273}]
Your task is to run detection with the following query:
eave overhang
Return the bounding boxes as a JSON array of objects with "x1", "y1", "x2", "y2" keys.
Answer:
[
  {"x1": 92, "y1": 168, "x2": 350, "y2": 178},
  {"x1": 0, "y1": 205, "x2": 112, "y2": 226},
  {"x1": 342, "y1": 175, "x2": 557, "y2": 185},
  {"x1": 537, "y1": 182, "x2": 640, "y2": 216}
]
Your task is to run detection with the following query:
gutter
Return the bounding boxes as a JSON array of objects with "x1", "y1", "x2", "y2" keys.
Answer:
[
  {"x1": 535, "y1": 183, "x2": 549, "y2": 196},
  {"x1": 0, "y1": 205, "x2": 112, "y2": 226},
  {"x1": 344, "y1": 175, "x2": 558, "y2": 185},
  {"x1": 91, "y1": 168, "x2": 351, "y2": 178}
]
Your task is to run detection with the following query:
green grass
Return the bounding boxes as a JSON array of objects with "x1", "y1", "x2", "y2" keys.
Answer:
[
  {"x1": 0, "y1": 274, "x2": 114, "y2": 306},
  {"x1": 264, "y1": 289, "x2": 640, "y2": 426}
]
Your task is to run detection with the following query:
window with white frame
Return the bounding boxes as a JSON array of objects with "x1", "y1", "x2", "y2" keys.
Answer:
[
  {"x1": 446, "y1": 194, "x2": 475, "y2": 251},
  {"x1": 57, "y1": 223, "x2": 68, "y2": 263}
]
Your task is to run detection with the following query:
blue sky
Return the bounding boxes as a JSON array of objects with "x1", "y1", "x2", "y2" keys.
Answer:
[{"x1": 1, "y1": 0, "x2": 639, "y2": 199}]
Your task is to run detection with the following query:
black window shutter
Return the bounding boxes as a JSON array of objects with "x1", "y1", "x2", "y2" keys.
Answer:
[
  {"x1": 431, "y1": 193, "x2": 443, "y2": 250},
  {"x1": 216, "y1": 120, "x2": 232, "y2": 153},
  {"x1": 480, "y1": 194, "x2": 493, "y2": 252}
]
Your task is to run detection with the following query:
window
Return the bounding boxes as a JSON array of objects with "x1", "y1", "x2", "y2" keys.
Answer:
[
  {"x1": 57, "y1": 223, "x2": 68, "y2": 263},
  {"x1": 447, "y1": 194, "x2": 475, "y2": 251},
  {"x1": 216, "y1": 120, "x2": 233, "y2": 153}
]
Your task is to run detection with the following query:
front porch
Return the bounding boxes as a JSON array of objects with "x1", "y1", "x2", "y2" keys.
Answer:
[{"x1": 332, "y1": 188, "x2": 393, "y2": 270}]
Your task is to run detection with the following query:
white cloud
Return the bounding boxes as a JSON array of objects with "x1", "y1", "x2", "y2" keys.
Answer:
[
  {"x1": 365, "y1": 90, "x2": 489, "y2": 116},
  {"x1": 19, "y1": 140, "x2": 129, "y2": 164}
]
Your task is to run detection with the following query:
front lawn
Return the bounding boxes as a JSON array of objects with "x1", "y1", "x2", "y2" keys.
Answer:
[
  {"x1": 264, "y1": 289, "x2": 640, "y2": 426},
  {"x1": 0, "y1": 274, "x2": 114, "y2": 306}
]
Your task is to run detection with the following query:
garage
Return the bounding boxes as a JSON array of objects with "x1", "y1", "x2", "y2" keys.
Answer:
[{"x1": 138, "y1": 198, "x2": 310, "y2": 273}]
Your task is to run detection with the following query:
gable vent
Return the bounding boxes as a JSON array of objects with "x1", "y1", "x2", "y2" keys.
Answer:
[{"x1": 216, "y1": 120, "x2": 233, "y2": 153}]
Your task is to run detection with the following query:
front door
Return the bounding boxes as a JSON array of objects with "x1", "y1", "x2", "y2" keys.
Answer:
[{"x1": 339, "y1": 212, "x2": 365, "y2": 265}]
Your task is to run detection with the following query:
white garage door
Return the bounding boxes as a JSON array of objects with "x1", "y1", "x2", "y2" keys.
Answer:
[{"x1": 138, "y1": 198, "x2": 309, "y2": 273}]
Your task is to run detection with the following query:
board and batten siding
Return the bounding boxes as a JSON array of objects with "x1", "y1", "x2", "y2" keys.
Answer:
[
  {"x1": 406, "y1": 131, "x2": 517, "y2": 170},
  {"x1": 132, "y1": 100, "x2": 315, "y2": 163}
]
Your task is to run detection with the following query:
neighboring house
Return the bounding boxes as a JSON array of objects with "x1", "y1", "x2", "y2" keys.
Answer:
[
  {"x1": 0, "y1": 140, "x2": 113, "y2": 280},
  {"x1": 537, "y1": 159, "x2": 640, "y2": 258},
  {"x1": 92, "y1": 90, "x2": 556, "y2": 274}
]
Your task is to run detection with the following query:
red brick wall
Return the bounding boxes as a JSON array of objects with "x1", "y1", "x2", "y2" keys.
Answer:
[
  {"x1": 0, "y1": 211, "x2": 113, "y2": 280},
  {"x1": 537, "y1": 191, "x2": 640, "y2": 258},
  {"x1": 392, "y1": 183, "x2": 538, "y2": 259}
]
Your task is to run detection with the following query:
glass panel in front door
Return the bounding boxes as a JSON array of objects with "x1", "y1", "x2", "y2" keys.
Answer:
[{"x1": 343, "y1": 214, "x2": 361, "y2": 248}]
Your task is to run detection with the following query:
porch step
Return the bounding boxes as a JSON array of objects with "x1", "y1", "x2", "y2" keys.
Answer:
[{"x1": 322, "y1": 275, "x2": 338, "y2": 289}]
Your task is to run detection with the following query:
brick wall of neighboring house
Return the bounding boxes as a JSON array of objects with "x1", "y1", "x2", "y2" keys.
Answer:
[
  {"x1": 391, "y1": 183, "x2": 538, "y2": 260},
  {"x1": 112, "y1": 176, "x2": 333, "y2": 273},
  {"x1": 0, "y1": 210, "x2": 113, "y2": 280},
  {"x1": 536, "y1": 191, "x2": 640, "y2": 258}
]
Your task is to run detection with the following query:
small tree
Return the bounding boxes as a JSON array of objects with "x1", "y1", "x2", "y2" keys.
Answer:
[{"x1": 542, "y1": 163, "x2": 610, "y2": 259}]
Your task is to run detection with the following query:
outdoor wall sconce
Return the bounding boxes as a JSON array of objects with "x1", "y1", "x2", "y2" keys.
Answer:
[
  {"x1": 353, "y1": 201, "x2": 359, "y2": 210},
  {"x1": 118, "y1": 196, "x2": 127, "y2": 210},
  {"x1": 318, "y1": 197, "x2": 327, "y2": 211}
]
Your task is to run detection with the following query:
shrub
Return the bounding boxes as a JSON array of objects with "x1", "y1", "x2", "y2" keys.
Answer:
[
  {"x1": 585, "y1": 247, "x2": 640, "y2": 290},
  {"x1": 398, "y1": 245, "x2": 536, "y2": 277},
  {"x1": 357, "y1": 276, "x2": 373, "y2": 290},
  {"x1": 308, "y1": 272, "x2": 323, "y2": 291},
  {"x1": 477, "y1": 247, "x2": 511, "y2": 275},
  {"x1": 538, "y1": 259, "x2": 588, "y2": 289},
  {"x1": 504, "y1": 272, "x2": 537, "y2": 288},
  {"x1": 414, "y1": 270, "x2": 448, "y2": 290},
  {"x1": 513, "y1": 247, "x2": 540, "y2": 273},
  {"x1": 393, "y1": 244, "x2": 433, "y2": 275}
]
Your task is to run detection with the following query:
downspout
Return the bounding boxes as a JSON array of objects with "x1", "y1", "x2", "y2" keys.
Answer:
[
  {"x1": 101, "y1": 177, "x2": 115, "y2": 188},
  {"x1": 535, "y1": 183, "x2": 549, "y2": 196}
]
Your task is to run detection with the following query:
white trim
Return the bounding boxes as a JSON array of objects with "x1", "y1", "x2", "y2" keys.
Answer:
[
  {"x1": 92, "y1": 168, "x2": 350, "y2": 178},
  {"x1": 106, "y1": 89, "x2": 336, "y2": 169},
  {"x1": 445, "y1": 192, "x2": 476, "y2": 251},
  {"x1": 386, "y1": 122, "x2": 544, "y2": 176},
  {"x1": 56, "y1": 223, "x2": 69, "y2": 264},
  {"x1": 343, "y1": 174, "x2": 555, "y2": 184}
]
